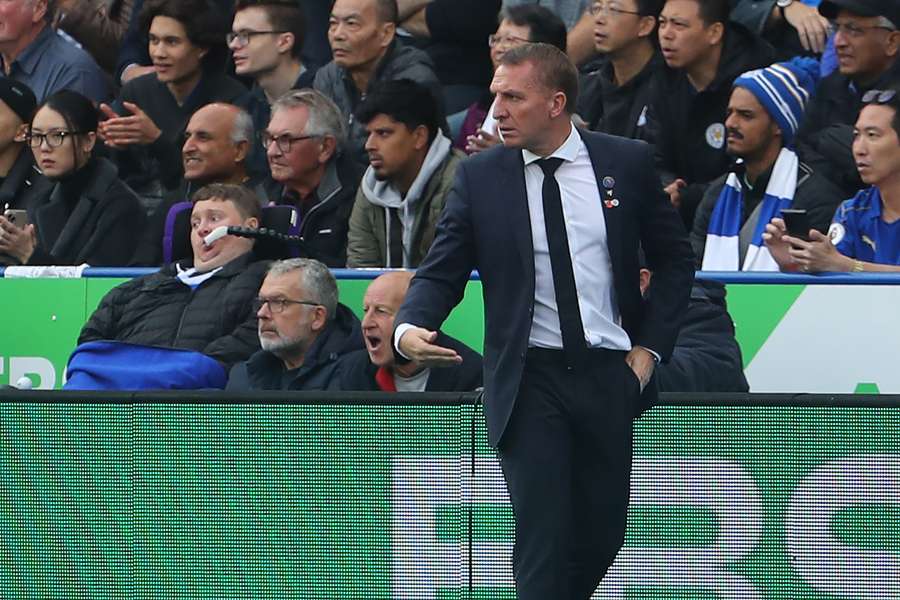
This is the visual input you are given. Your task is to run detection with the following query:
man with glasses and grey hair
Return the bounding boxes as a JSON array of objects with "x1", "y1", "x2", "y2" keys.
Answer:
[
  {"x1": 226, "y1": 257, "x2": 363, "y2": 390},
  {"x1": 796, "y1": 0, "x2": 900, "y2": 198},
  {"x1": 263, "y1": 89, "x2": 364, "y2": 267}
]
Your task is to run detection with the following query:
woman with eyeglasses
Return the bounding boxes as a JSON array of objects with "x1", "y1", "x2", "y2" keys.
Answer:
[{"x1": 0, "y1": 90, "x2": 145, "y2": 267}]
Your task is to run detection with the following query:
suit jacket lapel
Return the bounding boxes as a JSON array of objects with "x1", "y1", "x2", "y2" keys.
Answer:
[
  {"x1": 579, "y1": 128, "x2": 623, "y2": 277},
  {"x1": 498, "y1": 149, "x2": 534, "y2": 275}
]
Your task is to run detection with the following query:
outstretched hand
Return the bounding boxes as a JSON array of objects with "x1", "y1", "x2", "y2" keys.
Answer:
[
  {"x1": 98, "y1": 101, "x2": 162, "y2": 148},
  {"x1": 397, "y1": 326, "x2": 463, "y2": 368}
]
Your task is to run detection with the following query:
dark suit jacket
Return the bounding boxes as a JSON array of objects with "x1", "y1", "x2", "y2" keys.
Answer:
[{"x1": 395, "y1": 128, "x2": 694, "y2": 447}]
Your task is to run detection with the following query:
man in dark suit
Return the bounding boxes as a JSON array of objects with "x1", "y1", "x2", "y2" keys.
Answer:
[{"x1": 393, "y1": 43, "x2": 694, "y2": 599}]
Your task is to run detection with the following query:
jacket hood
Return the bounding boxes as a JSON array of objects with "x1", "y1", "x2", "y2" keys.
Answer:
[
  {"x1": 360, "y1": 132, "x2": 452, "y2": 210},
  {"x1": 306, "y1": 302, "x2": 364, "y2": 365}
]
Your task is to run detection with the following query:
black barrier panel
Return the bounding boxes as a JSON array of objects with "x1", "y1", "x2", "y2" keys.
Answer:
[{"x1": 1, "y1": 392, "x2": 898, "y2": 599}]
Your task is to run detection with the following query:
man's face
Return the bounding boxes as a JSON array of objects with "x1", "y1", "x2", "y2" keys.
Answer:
[
  {"x1": 189, "y1": 198, "x2": 257, "y2": 272},
  {"x1": 230, "y1": 6, "x2": 287, "y2": 77},
  {"x1": 594, "y1": 0, "x2": 652, "y2": 55},
  {"x1": 183, "y1": 105, "x2": 246, "y2": 183},
  {"x1": 832, "y1": 9, "x2": 900, "y2": 83},
  {"x1": 328, "y1": 0, "x2": 393, "y2": 73},
  {"x1": 724, "y1": 87, "x2": 780, "y2": 159},
  {"x1": 0, "y1": 99, "x2": 24, "y2": 152},
  {"x1": 658, "y1": 0, "x2": 717, "y2": 70},
  {"x1": 266, "y1": 104, "x2": 328, "y2": 189},
  {"x1": 256, "y1": 270, "x2": 326, "y2": 361},
  {"x1": 489, "y1": 19, "x2": 531, "y2": 71},
  {"x1": 361, "y1": 275, "x2": 408, "y2": 368},
  {"x1": 0, "y1": 0, "x2": 41, "y2": 47},
  {"x1": 148, "y1": 16, "x2": 206, "y2": 86},
  {"x1": 490, "y1": 61, "x2": 560, "y2": 150},
  {"x1": 363, "y1": 114, "x2": 424, "y2": 181},
  {"x1": 853, "y1": 104, "x2": 900, "y2": 186}
]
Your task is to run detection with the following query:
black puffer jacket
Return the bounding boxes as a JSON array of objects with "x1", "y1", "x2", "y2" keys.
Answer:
[
  {"x1": 78, "y1": 252, "x2": 268, "y2": 368},
  {"x1": 646, "y1": 23, "x2": 774, "y2": 226},
  {"x1": 226, "y1": 303, "x2": 364, "y2": 390}
]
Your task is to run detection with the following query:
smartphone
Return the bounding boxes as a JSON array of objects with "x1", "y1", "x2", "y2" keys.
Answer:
[
  {"x1": 780, "y1": 208, "x2": 810, "y2": 241},
  {"x1": 3, "y1": 208, "x2": 30, "y2": 229}
]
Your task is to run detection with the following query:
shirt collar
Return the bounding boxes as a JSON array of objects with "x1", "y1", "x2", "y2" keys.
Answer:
[
  {"x1": 522, "y1": 123, "x2": 580, "y2": 166},
  {"x1": 7, "y1": 25, "x2": 53, "y2": 76}
]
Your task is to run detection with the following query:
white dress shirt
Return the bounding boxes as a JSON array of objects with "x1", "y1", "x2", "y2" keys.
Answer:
[{"x1": 523, "y1": 125, "x2": 631, "y2": 351}]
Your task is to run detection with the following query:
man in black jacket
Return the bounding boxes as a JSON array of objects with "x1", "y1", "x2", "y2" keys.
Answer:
[
  {"x1": 264, "y1": 89, "x2": 364, "y2": 267},
  {"x1": 795, "y1": 0, "x2": 900, "y2": 198},
  {"x1": 227, "y1": 258, "x2": 363, "y2": 390},
  {"x1": 77, "y1": 184, "x2": 268, "y2": 371},
  {"x1": 647, "y1": 0, "x2": 774, "y2": 227},
  {"x1": 336, "y1": 271, "x2": 482, "y2": 392}
]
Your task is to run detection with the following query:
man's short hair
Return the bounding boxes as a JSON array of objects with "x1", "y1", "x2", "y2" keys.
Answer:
[
  {"x1": 354, "y1": 79, "x2": 442, "y2": 141},
  {"x1": 140, "y1": 0, "x2": 229, "y2": 70},
  {"x1": 690, "y1": 0, "x2": 730, "y2": 26},
  {"x1": 191, "y1": 183, "x2": 262, "y2": 221},
  {"x1": 637, "y1": 0, "x2": 665, "y2": 18},
  {"x1": 499, "y1": 43, "x2": 579, "y2": 115},
  {"x1": 234, "y1": 0, "x2": 306, "y2": 60},
  {"x1": 498, "y1": 4, "x2": 567, "y2": 51},
  {"x1": 863, "y1": 86, "x2": 900, "y2": 138},
  {"x1": 266, "y1": 258, "x2": 339, "y2": 320},
  {"x1": 271, "y1": 88, "x2": 347, "y2": 146},
  {"x1": 373, "y1": 0, "x2": 399, "y2": 24},
  {"x1": 230, "y1": 106, "x2": 254, "y2": 144}
]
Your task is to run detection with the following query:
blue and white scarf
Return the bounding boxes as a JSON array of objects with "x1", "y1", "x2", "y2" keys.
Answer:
[{"x1": 702, "y1": 148, "x2": 799, "y2": 271}]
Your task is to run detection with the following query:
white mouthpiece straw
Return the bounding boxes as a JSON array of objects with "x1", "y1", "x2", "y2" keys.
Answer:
[{"x1": 204, "y1": 226, "x2": 229, "y2": 247}]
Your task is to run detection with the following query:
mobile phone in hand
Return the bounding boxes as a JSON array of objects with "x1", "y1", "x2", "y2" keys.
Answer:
[
  {"x1": 780, "y1": 208, "x2": 810, "y2": 241},
  {"x1": 3, "y1": 208, "x2": 30, "y2": 229}
]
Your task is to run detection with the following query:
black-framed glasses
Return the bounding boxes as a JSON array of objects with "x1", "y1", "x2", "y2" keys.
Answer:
[
  {"x1": 26, "y1": 130, "x2": 83, "y2": 149},
  {"x1": 227, "y1": 29, "x2": 288, "y2": 46},
  {"x1": 589, "y1": 2, "x2": 642, "y2": 17},
  {"x1": 260, "y1": 131, "x2": 320, "y2": 153},
  {"x1": 862, "y1": 89, "x2": 898, "y2": 104},
  {"x1": 487, "y1": 34, "x2": 530, "y2": 47},
  {"x1": 253, "y1": 297, "x2": 322, "y2": 314},
  {"x1": 830, "y1": 20, "x2": 897, "y2": 38}
]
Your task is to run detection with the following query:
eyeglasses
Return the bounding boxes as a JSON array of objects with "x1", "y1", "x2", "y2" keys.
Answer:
[
  {"x1": 260, "y1": 131, "x2": 320, "y2": 153},
  {"x1": 589, "y1": 2, "x2": 642, "y2": 17},
  {"x1": 862, "y1": 89, "x2": 898, "y2": 104},
  {"x1": 26, "y1": 130, "x2": 82, "y2": 149},
  {"x1": 831, "y1": 20, "x2": 897, "y2": 38},
  {"x1": 488, "y1": 34, "x2": 530, "y2": 47},
  {"x1": 253, "y1": 297, "x2": 322, "y2": 314},
  {"x1": 226, "y1": 30, "x2": 288, "y2": 46}
]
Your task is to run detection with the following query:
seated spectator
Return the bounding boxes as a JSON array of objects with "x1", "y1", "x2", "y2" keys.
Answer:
[
  {"x1": 0, "y1": 0, "x2": 109, "y2": 103},
  {"x1": 226, "y1": 258, "x2": 363, "y2": 390},
  {"x1": 795, "y1": 0, "x2": 900, "y2": 198},
  {"x1": 0, "y1": 90, "x2": 145, "y2": 266},
  {"x1": 335, "y1": 271, "x2": 482, "y2": 392},
  {"x1": 53, "y1": 0, "x2": 135, "y2": 75},
  {"x1": 396, "y1": 0, "x2": 501, "y2": 115},
  {"x1": 765, "y1": 89, "x2": 900, "y2": 272},
  {"x1": 231, "y1": 0, "x2": 318, "y2": 178},
  {"x1": 694, "y1": 58, "x2": 844, "y2": 270},
  {"x1": 457, "y1": 4, "x2": 567, "y2": 155},
  {"x1": 132, "y1": 103, "x2": 267, "y2": 266},
  {"x1": 76, "y1": 184, "x2": 269, "y2": 374},
  {"x1": 507, "y1": 0, "x2": 596, "y2": 66},
  {"x1": 98, "y1": 0, "x2": 246, "y2": 207},
  {"x1": 314, "y1": 0, "x2": 442, "y2": 164},
  {"x1": 647, "y1": 0, "x2": 774, "y2": 227},
  {"x1": 265, "y1": 89, "x2": 364, "y2": 267},
  {"x1": 577, "y1": 0, "x2": 665, "y2": 139},
  {"x1": 0, "y1": 80, "x2": 49, "y2": 212},
  {"x1": 730, "y1": 0, "x2": 830, "y2": 60},
  {"x1": 347, "y1": 80, "x2": 462, "y2": 268}
]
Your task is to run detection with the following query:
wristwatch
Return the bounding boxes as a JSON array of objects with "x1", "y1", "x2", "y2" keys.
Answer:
[{"x1": 776, "y1": 0, "x2": 793, "y2": 16}]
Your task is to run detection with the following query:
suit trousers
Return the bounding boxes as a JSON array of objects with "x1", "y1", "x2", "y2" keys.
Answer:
[{"x1": 498, "y1": 347, "x2": 636, "y2": 600}]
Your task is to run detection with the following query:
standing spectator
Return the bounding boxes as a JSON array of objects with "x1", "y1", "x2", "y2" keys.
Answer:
[
  {"x1": 647, "y1": 0, "x2": 774, "y2": 228},
  {"x1": 265, "y1": 89, "x2": 364, "y2": 267},
  {"x1": 0, "y1": 90, "x2": 145, "y2": 266},
  {"x1": 0, "y1": 0, "x2": 109, "y2": 102},
  {"x1": 314, "y1": 0, "x2": 442, "y2": 164},
  {"x1": 795, "y1": 0, "x2": 900, "y2": 198},
  {"x1": 694, "y1": 58, "x2": 844, "y2": 270},
  {"x1": 577, "y1": 0, "x2": 665, "y2": 139},
  {"x1": 231, "y1": 0, "x2": 318, "y2": 179},
  {"x1": 765, "y1": 88, "x2": 900, "y2": 272},
  {"x1": 53, "y1": 0, "x2": 135, "y2": 74},
  {"x1": 98, "y1": 0, "x2": 246, "y2": 208},
  {"x1": 347, "y1": 79, "x2": 462, "y2": 268}
]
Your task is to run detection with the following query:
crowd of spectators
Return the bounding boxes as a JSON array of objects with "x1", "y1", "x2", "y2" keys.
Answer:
[{"x1": 2, "y1": 0, "x2": 899, "y2": 392}]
